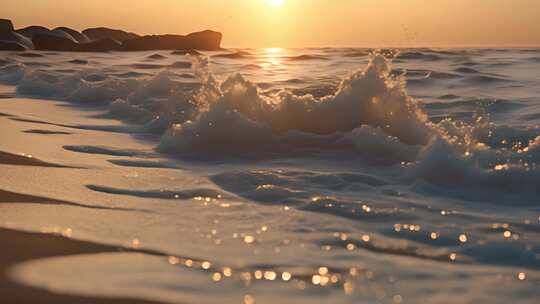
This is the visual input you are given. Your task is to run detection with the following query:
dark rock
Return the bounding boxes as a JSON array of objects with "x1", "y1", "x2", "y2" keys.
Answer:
[
  {"x1": 32, "y1": 34, "x2": 78, "y2": 51},
  {"x1": 17, "y1": 26, "x2": 77, "y2": 43},
  {"x1": 0, "y1": 32, "x2": 33, "y2": 49},
  {"x1": 82, "y1": 27, "x2": 139, "y2": 42},
  {"x1": 81, "y1": 38, "x2": 121, "y2": 52},
  {"x1": 15, "y1": 32, "x2": 34, "y2": 48},
  {"x1": 6, "y1": 19, "x2": 220, "y2": 52},
  {"x1": 0, "y1": 40, "x2": 25, "y2": 51},
  {"x1": 184, "y1": 30, "x2": 222, "y2": 50},
  {"x1": 0, "y1": 19, "x2": 14, "y2": 34},
  {"x1": 33, "y1": 34, "x2": 121, "y2": 52},
  {"x1": 16, "y1": 25, "x2": 50, "y2": 38},
  {"x1": 17, "y1": 25, "x2": 79, "y2": 43},
  {"x1": 0, "y1": 19, "x2": 33, "y2": 50},
  {"x1": 49, "y1": 29, "x2": 77, "y2": 42},
  {"x1": 120, "y1": 35, "x2": 180, "y2": 51},
  {"x1": 54, "y1": 27, "x2": 90, "y2": 43},
  {"x1": 121, "y1": 30, "x2": 222, "y2": 51}
]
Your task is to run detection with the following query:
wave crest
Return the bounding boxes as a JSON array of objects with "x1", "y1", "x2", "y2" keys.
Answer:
[{"x1": 159, "y1": 54, "x2": 432, "y2": 157}]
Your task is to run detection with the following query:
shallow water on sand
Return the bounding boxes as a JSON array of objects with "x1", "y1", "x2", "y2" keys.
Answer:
[{"x1": 0, "y1": 48, "x2": 539, "y2": 303}]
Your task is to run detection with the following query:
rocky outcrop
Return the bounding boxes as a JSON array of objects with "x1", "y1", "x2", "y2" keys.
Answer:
[
  {"x1": 82, "y1": 38, "x2": 122, "y2": 52},
  {"x1": 0, "y1": 19, "x2": 14, "y2": 34},
  {"x1": 184, "y1": 30, "x2": 222, "y2": 50},
  {"x1": 15, "y1": 25, "x2": 50, "y2": 39},
  {"x1": 0, "y1": 40, "x2": 25, "y2": 51},
  {"x1": 0, "y1": 19, "x2": 32, "y2": 50},
  {"x1": 32, "y1": 34, "x2": 77, "y2": 51},
  {"x1": 82, "y1": 27, "x2": 139, "y2": 42},
  {"x1": 121, "y1": 30, "x2": 222, "y2": 51},
  {"x1": 33, "y1": 34, "x2": 121, "y2": 52},
  {"x1": 54, "y1": 27, "x2": 90, "y2": 43},
  {"x1": 17, "y1": 26, "x2": 77, "y2": 42},
  {"x1": 1, "y1": 18, "x2": 222, "y2": 52}
]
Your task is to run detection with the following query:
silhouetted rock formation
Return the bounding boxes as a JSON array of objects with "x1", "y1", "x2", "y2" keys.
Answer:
[
  {"x1": 33, "y1": 34, "x2": 121, "y2": 52},
  {"x1": 0, "y1": 19, "x2": 222, "y2": 52},
  {"x1": 82, "y1": 27, "x2": 139, "y2": 42},
  {"x1": 15, "y1": 26, "x2": 50, "y2": 38},
  {"x1": 49, "y1": 29, "x2": 77, "y2": 42},
  {"x1": 0, "y1": 40, "x2": 25, "y2": 51},
  {"x1": 0, "y1": 19, "x2": 14, "y2": 34},
  {"x1": 83, "y1": 38, "x2": 122, "y2": 52},
  {"x1": 185, "y1": 30, "x2": 222, "y2": 50},
  {"x1": 18, "y1": 26, "x2": 79, "y2": 42},
  {"x1": 121, "y1": 30, "x2": 222, "y2": 51},
  {"x1": 32, "y1": 34, "x2": 78, "y2": 51},
  {"x1": 0, "y1": 19, "x2": 32, "y2": 50},
  {"x1": 54, "y1": 27, "x2": 90, "y2": 43}
]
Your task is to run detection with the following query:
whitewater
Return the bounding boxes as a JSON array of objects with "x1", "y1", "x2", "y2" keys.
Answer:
[{"x1": 0, "y1": 47, "x2": 539, "y2": 303}]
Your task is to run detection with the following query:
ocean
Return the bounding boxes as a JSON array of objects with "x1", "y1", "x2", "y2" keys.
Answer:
[{"x1": 0, "y1": 47, "x2": 539, "y2": 303}]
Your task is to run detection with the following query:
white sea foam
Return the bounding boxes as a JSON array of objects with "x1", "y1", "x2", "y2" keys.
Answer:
[
  {"x1": 157, "y1": 53, "x2": 540, "y2": 196},
  {"x1": 15, "y1": 68, "x2": 138, "y2": 103},
  {"x1": 3, "y1": 51, "x2": 539, "y2": 194},
  {"x1": 159, "y1": 55, "x2": 431, "y2": 154}
]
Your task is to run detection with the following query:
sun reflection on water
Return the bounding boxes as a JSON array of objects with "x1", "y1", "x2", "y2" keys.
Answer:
[{"x1": 260, "y1": 47, "x2": 284, "y2": 69}]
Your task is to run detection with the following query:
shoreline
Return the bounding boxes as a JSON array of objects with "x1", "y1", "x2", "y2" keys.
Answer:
[
  {"x1": 0, "y1": 93, "x2": 171, "y2": 303},
  {"x1": 0, "y1": 227, "x2": 169, "y2": 304}
]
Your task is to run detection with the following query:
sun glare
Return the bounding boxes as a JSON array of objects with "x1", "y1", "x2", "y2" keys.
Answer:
[{"x1": 265, "y1": 0, "x2": 285, "y2": 7}]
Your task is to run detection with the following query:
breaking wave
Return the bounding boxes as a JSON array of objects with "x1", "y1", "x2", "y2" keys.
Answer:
[
  {"x1": 158, "y1": 55, "x2": 431, "y2": 154},
  {"x1": 156, "y1": 54, "x2": 539, "y2": 197},
  {"x1": 3, "y1": 51, "x2": 540, "y2": 195}
]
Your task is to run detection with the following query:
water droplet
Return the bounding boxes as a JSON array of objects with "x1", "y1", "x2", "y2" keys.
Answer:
[
  {"x1": 212, "y1": 272, "x2": 222, "y2": 282},
  {"x1": 282, "y1": 272, "x2": 292, "y2": 281},
  {"x1": 168, "y1": 256, "x2": 180, "y2": 265},
  {"x1": 201, "y1": 261, "x2": 211, "y2": 269},
  {"x1": 264, "y1": 271, "x2": 277, "y2": 280},
  {"x1": 244, "y1": 235, "x2": 255, "y2": 244},
  {"x1": 318, "y1": 267, "x2": 329, "y2": 275}
]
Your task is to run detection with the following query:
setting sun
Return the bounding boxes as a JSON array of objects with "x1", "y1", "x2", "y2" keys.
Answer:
[{"x1": 265, "y1": 0, "x2": 285, "y2": 7}]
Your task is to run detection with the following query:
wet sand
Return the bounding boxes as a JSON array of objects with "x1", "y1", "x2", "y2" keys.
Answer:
[
  {"x1": 0, "y1": 150, "x2": 73, "y2": 168},
  {"x1": 0, "y1": 227, "x2": 167, "y2": 304},
  {"x1": 0, "y1": 105, "x2": 168, "y2": 303},
  {"x1": 0, "y1": 150, "x2": 168, "y2": 303}
]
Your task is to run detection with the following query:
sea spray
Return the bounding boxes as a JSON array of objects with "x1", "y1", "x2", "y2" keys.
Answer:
[
  {"x1": 158, "y1": 54, "x2": 432, "y2": 155},
  {"x1": 3, "y1": 50, "x2": 539, "y2": 195}
]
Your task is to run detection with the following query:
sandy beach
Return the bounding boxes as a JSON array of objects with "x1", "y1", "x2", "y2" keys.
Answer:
[
  {"x1": 0, "y1": 94, "x2": 169, "y2": 303},
  {"x1": 0, "y1": 227, "x2": 168, "y2": 304}
]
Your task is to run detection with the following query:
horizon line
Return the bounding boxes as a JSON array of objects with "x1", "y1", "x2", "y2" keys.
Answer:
[{"x1": 223, "y1": 44, "x2": 540, "y2": 49}]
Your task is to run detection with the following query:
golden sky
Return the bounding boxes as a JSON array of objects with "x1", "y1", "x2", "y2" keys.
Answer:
[{"x1": 4, "y1": 0, "x2": 540, "y2": 47}]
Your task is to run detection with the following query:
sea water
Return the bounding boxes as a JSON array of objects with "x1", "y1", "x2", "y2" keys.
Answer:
[{"x1": 0, "y1": 48, "x2": 539, "y2": 303}]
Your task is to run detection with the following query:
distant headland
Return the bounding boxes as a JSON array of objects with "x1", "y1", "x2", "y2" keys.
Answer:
[{"x1": 0, "y1": 19, "x2": 222, "y2": 52}]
